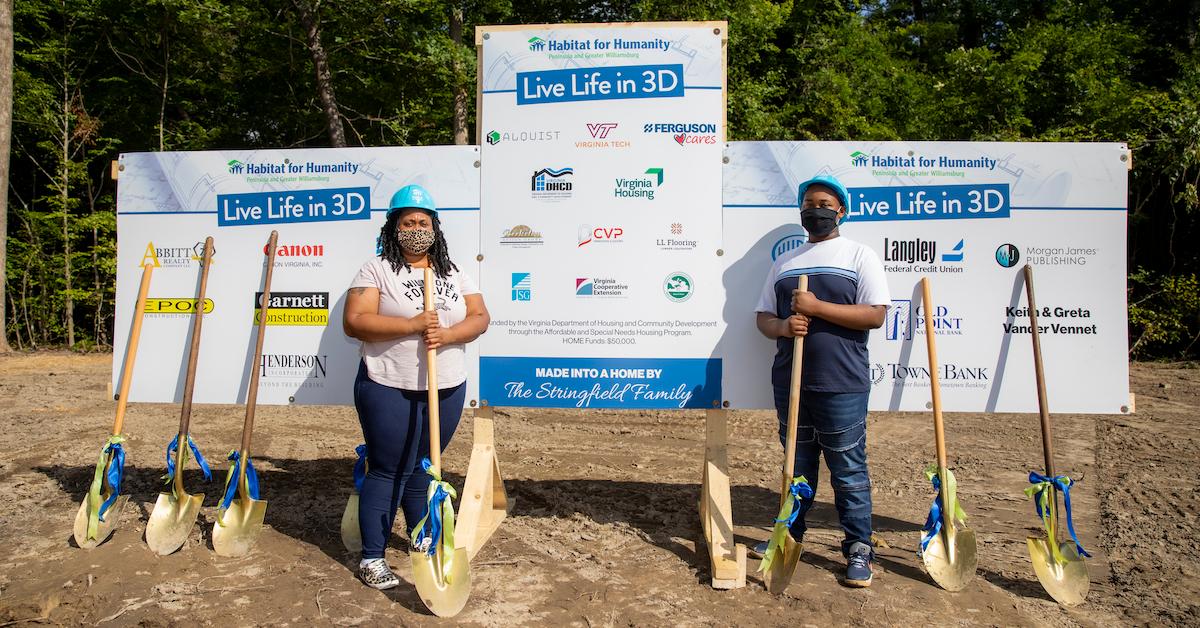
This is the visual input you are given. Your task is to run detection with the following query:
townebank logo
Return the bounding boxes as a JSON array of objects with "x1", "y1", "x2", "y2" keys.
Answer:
[
  {"x1": 486, "y1": 129, "x2": 560, "y2": 145},
  {"x1": 270, "y1": 242, "x2": 325, "y2": 268},
  {"x1": 531, "y1": 167, "x2": 574, "y2": 201},
  {"x1": 872, "y1": 362, "x2": 990, "y2": 389},
  {"x1": 643, "y1": 122, "x2": 718, "y2": 146},
  {"x1": 145, "y1": 298, "x2": 215, "y2": 315},
  {"x1": 140, "y1": 241, "x2": 214, "y2": 268},
  {"x1": 254, "y1": 291, "x2": 329, "y2": 326},
  {"x1": 227, "y1": 157, "x2": 360, "y2": 176},
  {"x1": 614, "y1": 168, "x2": 662, "y2": 200},
  {"x1": 848, "y1": 151, "x2": 998, "y2": 170}
]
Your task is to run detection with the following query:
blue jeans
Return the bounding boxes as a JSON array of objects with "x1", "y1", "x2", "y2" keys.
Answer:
[
  {"x1": 354, "y1": 361, "x2": 464, "y2": 559},
  {"x1": 774, "y1": 389, "x2": 873, "y2": 555}
]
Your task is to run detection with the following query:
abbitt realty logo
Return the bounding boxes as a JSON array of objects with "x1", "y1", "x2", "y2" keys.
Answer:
[
  {"x1": 500, "y1": 225, "x2": 543, "y2": 247},
  {"x1": 657, "y1": 222, "x2": 697, "y2": 251},
  {"x1": 575, "y1": 277, "x2": 629, "y2": 298},
  {"x1": 882, "y1": 237, "x2": 965, "y2": 273},
  {"x1": 145, "y1": 298, "x2": 215, "y2": 315},
  {"x1": 531, "y1": 167, "x2": 574, "y2": 201},
  {"x1": 642, "y1": 122, "x2": 718, "y2": 146},
  {"x1": 578, "y1": 122, "x2": 630, "y2": 149},
  {"x1": 140, "y1": 241, "x2": 214, "y2": 269},
  {"x1": 848, "y1": 151, "x2": 999, "y2": 171},
  {"x1": 663, "y1": 272, "x2": 693, "y2": 302},
  {"x1": 261, "y1": 353, "x2": 328, "y2": 379},
  {"x1": 486, "y1": 128, "x2": 561, "y2": 145},
  {"x1": 885, "y1": 300, "x2": 964, "y2": 340},
  {"x1": 872, "y1": 361, "x2": 990, "y2": 389},
  {"x1": 995, "y1": 243, "x2": 1020, "y2": 268},
  {"x1": 771, "y1": 234, "x2": 807, "y2": 260},
  {"x1": 615, "y1": 168, "x2": 663, "y2": 200},
  {"x1": 227, "y1": 157, "x2": 359, "y2": 176},
  {"x1": 578, "y1": 224, "x2": 624, "y2": 247},
  {"x1": 254, "y1": 291, "x2": 329, "y2": 326},
  {"x1": 512, "y1": 273, "x2": 532, "y2": 301},
  {"x1": 270, "y1": 242, "x2": 324, "y2": 268},
  {"x1": 526, "y1": 34, "x2": 672, "y2": 59}
]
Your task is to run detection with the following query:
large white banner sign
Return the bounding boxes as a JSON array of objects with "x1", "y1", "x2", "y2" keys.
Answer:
[
  {"x1": 476, "y1": 22, "x2": 727, "y2": 409},
  {"x1": 721, "y1": 141, "x2": 1130, "y2": 413},
  {"x1": 114, "y1": 146, "x2": 481, "y2": 405}
]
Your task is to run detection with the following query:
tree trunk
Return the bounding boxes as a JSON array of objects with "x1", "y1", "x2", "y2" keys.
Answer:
[
  {"x1": 61, "y1": 69, "x2": 75, "y2": 347},
  {"x1": 0, "y1": 0, "x2": 12, "y2": 352},
  {"x1": 450, "y1": 5, "x2": 468, "y2": 145},
  {"x1": 293, "y1": 0, "x2": 346, "y2": 147}
]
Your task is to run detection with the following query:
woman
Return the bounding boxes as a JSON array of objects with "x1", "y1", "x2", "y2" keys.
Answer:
[{"x1": 343, "y1": 184, "x2": 490, "y2": 589}]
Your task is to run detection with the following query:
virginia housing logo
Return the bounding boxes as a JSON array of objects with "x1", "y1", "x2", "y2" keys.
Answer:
[
  {"x1": 486, "y1": 129, "x2": 560, "y2": 145},
  {"x1": 882, "y1": 237, "x2": 965, "y2": 273},
  {"x1": 663, "y1": 272, "x2": 693, "y2": 302},
  {"x1": 575, "y1": 277, "x2": 629, "y2": 297},
  {"x1": 615, "y1": 168, "x2": 663, "y2": 200},
  {"x1": 577, "y1": 225, "x2": 624, "y2": 246},
  {"x1": 139, "y1": 241, "x2": 214, "y2": 269},
  {"x1": 531, "y1": 167, "x2": 574, "y2": 200},
  {"x1": 254, "y1": 291, "x2": 329, "y2": 326},
  {"x1": 500, "y1": 225, "x2": 543, "y2": 247},
  {"x1": 512, "y1": 273, "x2": 532, "y2": 301}
]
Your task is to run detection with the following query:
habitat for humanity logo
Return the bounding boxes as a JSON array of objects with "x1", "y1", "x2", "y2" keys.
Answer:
[
  {"x1": 576, "y1": 277, "x2": 629, "y2": 298},
  {"x1": 528, "y1": 36, "x2": 546, "y2": 51},
  {"x1": 882, "y1": 237, "x2": 965, "y2": 273},
  {"x1": 140, "y1": 241, "x2": 214, "y2": 269},
  {"x1": 615, "y1": 168, "x2": 662, "y2": 200},
  {"x1": 526, "y1": 34, "x2": 671, "y2": 57},
  {"x1": 771, "y1": 234, "x2": 807, "y2": 261},
  {"x1": 663, "y1": 272, "x2": 693, "y2": 302},
  {"x1": 512, "y1": 273, "x2": 532, "y2": 301},
  {"x1": 225, "y1": 157, "x2": 360, "y2": 176},
  {"x1": 500, "y1": 225, "x2": 543, "y2": 247},
  {"x1": 531, "y1": 167, "x2": 574, "y2": 201},
  {"x1": 642, "y1": 122, "x2": 718, "y2": 146},
  {"x1": 254, "y1": 292, "x2": 329, "y2": 326},
  {"x1": 848, "y1": 150, "x2": 998, "y2": 171},
  {"x1": 487, "y1": 128, "x2": 560, "y2": 145},
  {"x1": 850, "y1": 151, "x2": 869, "y2": 166}
]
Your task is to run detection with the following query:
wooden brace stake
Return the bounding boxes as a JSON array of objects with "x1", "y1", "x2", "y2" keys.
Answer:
[
  {"x1": 700, "y1": 409, "x2": 747, "y2": 589},
  {"x1": 455, "y1": 406, "x2": 510, "y2": 560}
]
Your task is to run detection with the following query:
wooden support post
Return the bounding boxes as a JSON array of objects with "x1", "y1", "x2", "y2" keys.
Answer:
[
  {"x1": 455, "y1": 406, "x2": 510, "y2": 560},
  {"x1": 700, "y1": 409, "x2": 747, "y2": 589}
]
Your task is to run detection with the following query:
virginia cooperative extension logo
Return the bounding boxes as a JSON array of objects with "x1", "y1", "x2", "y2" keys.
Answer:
[
  {"x1": 575, "y1": 277, "x2": 629, "y2": 297},
  {"x1": 254, "y1": 292, "x2": 329, "y2": 326},
  {"x1": 531, "y1": 167, "x2": 574, "y2": 201},
  {"x1": 663, "y1": 272, "x2": 693, "y2": 302},
  {"x1": 614, "y1": 168, "x2": 662, "y2": 200}
]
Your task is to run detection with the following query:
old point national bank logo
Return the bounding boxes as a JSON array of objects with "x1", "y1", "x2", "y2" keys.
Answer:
[
  {"x1": 527, "y1": 34, "x2": 671, "y2": 60},
  {"x1": 254, "y1": 291, "x2": 329, "y2": 326},
  {"x1": 849, "y1": 150, "x2": 998, "y2": 177},
  {"x1": 140, "y1": 241, "x2": 214, "y2": 269},
  {"x1": 531, "y1": 167, "x2": 574, "y2": 201},
  {"x1": 882, "y1": 237, "x2": 965, "y2": 273},
  {"x1": 885, "y1": 301, "x2": 964, "y2": 341},
  {"x1": 227, "y1": 157, "x2": 360, "y2": 182}
]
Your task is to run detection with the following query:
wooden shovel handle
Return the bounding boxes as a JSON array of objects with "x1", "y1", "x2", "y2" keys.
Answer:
[
  {"x1": 780, "y1": 275, "x2": 808, "y2": 505},
  {"x1": 1023, "y1": 265, "x2": 1056, "y2": 478},
  {"x1": 424, "y1": 267, "x2": 441, "y2": 474},
  {"x1": 237, "y1": 231, "x2": 278, "y2": 483},
  {"x1": 173, "y1": 237, "x2": 214, "y2": 492},
  {"x1": 112, "y1": 263, "x2": 154, "y2": 436},
  {"x1": 922, "y1": 277, "x2": 955, "y2": 535}
]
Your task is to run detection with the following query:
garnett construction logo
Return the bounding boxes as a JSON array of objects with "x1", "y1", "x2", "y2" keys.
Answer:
[
  {"x1": 140, "y1": 241, "x2": 214, "y2": 268},
  {"x1": 254, "y1": 292, "x2": 329, "y2": 326},
  {"x1": 144, "y1": 298, "x2": 215, "y2": 315}
]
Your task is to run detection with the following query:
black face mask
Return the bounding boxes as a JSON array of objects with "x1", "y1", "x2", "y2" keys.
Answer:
[{"x1": 801, "y1": 207, "x2": 839, "y2": 238}]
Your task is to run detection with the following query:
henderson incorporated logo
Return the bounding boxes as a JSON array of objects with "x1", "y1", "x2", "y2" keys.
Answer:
[
  {"x1": 260, "y1": 353, "x2": 328, "y2": 380},
  {"x1": 254, "y1": 292, "x2": 329, "y2": 326},
  {"x1": 140, "y1": 241, "x2": 214, "y2": 268}
]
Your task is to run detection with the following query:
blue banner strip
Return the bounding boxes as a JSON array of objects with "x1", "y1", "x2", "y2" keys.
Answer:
[{"x1": 480, "y1": 356, "x2": 720, "y2": 409}]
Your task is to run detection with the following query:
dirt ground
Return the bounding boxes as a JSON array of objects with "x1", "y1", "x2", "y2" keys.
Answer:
[{"x1": 0, "y1": 352, "x2": 1196, "y2": 627}]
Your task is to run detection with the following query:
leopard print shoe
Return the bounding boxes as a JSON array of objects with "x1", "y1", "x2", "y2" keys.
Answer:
[{"x1": 358, "y1": 558, "x2": 400, "y2": 590}]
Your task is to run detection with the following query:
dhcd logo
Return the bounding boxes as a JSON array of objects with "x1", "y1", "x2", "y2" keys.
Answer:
[
  {"x1": 664, "y1": 272, "x2": 693, "y2": 302},
  {"x1": 995, "y1": 243, "x2": 1019, "y2": 268},
  {"x1": 512, "y1": 272, "x2": 532, "y2": 301}
]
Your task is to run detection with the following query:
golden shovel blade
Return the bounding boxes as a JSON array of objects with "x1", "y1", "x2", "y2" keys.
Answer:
[
  {"x1": 763, "y1": 536, "x2": 803, "y2": 595},
  {"x1": 922, "y1": 525, "x2": 978, "y2": 591},
  {"x1": 73, "y1": 494, "x2": 129, "y2": 549},
  {"x1": 411, "y1": 546, "x2": 471, "y2": 617},
  {"x1": 1028, "y1": 536, "x2": 1089, "y2": 607},
  {"x1": 212, "y1": 497, "x2": 267, "y2": 557},
  {"x1": 145, "y1": 491, "x2": 205, "y2": 555},
  {"x1": 340, "y1": 493, "x2": 362, "y2": 553}
]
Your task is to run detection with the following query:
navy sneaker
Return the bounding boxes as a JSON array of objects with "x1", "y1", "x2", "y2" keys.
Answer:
[{"x1": 844, "y1": 541, "x2": 873, "y2": 587}]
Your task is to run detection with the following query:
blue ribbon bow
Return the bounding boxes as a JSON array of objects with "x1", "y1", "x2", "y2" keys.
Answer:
[
  {"x1": 98, "y1": 441, "x2": 126, "y2": 521},
  {"x1": 410, "y1": 458, "x2": 460, "y2": 583},
  {"x1": 919, "y1": 467, "x2": 967, "y2": 554},
  {"x1": 219, "y1": 450, "x2": 260, "y2": 514},
  {"x1": 1027, "y1": 472, "x2": 1091, "y2": 559},
  {"x1": 775, "y1": 477, "x2": 815, "y2": 528},
  {"x1": 352, "y1": 444, "x2": 368, "y2": 494},
  {"x1": 164, "y1": 434, "x2": 213, "y2": 483}
]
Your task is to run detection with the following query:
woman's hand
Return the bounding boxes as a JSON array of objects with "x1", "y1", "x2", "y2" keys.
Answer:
[
  {"x1": 407, "y1": 310, "x2": 440, "y2": 337},
  {"x1": 423, "y1": 323, "x2": 455, "y2": 350}
]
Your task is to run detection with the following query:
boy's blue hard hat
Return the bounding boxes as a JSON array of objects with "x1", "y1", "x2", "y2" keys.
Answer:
[
  {"x1": 797, "y1": 175, "x2": 851, "y2": 224},
  {"x1": 387, "y1": 184, "x2": 437, "y2": 216}
]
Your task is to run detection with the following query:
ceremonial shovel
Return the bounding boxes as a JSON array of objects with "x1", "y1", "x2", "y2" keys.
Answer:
[
  {"x1": 73, "y1": 264, "x2": 153, "y2": 548},
  {"x1": 212, "y1": 230, "x2": 277, "y2": 557},
  {"x1": 919, "y1": 277, "x2": 978, "y2": 591},
  {"x1": 410, "y1": 266, "x2": 471, "y2": 616},
  {"x1": 146, "y1": 237, "x2": 214, "y2": 555},
  {"x1": 1023, "y1": 265, "x2": 1089, "y2": 606},
  {"x1": 761, "y1": 275, "x2": 808, "y2": 595},
  {"x1": 339, "y1": 444, "x2": 366, "y2": 553}
]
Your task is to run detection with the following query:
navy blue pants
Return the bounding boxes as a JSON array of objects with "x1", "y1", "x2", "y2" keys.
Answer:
[
  {"x1": 354, "y1": 361, "x2": 464, "y2": 559},
  {"x1": 774, "y1": 388, "x2": 873, "y2": 555}
]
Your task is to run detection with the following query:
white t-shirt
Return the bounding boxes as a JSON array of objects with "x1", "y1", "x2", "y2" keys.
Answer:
[{"x1": 349, "y1": 258, "x2": 479, "y2": 390}]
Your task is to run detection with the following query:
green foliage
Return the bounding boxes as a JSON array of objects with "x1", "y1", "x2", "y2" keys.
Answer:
[{"x1": 1129, "y1": 268, "x2": 1200, "y2": 358}]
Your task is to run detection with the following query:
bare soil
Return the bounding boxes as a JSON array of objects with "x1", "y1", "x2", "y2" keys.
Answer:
[{"x1": 0, "y1": 352, "x2": 1196, "y2": 626}]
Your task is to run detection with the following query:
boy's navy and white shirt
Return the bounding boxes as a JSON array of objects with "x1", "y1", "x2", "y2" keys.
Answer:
[{"x1": 755, "y1": 236, "x2": 890, "y2": 394}]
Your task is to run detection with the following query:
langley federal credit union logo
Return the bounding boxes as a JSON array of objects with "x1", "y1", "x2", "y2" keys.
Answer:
[
  {"x1": 531, "y1": 167, "x2": 574, "y2": 201},
  {"x1": 663, "y1": 272, "x2": 693, "y2": 302},
  {"x1": 512, "y1": 272, "x2": 532, "y2": 301},
  {"x1": 996, "y1": 243, "x2": 1020, "y2": 268}
]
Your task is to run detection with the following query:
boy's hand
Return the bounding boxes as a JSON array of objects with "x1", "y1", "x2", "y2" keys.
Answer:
[
  {"x1": 782, "y1": 314, "x2": 809, "y2": 338},
  {"x1": 792, "y1": 289, "x2": 822, "y2": 317}
]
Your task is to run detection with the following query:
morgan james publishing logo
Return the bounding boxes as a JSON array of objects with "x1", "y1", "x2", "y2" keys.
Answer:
[
  {"x1": 254, "y1": 291, "x2": 329, "y2": 326},
  {"x1": 140, "y1": 241, "x2": 214, "y2": 269},
  {"x1": 145, "y1": 298, "x2": 214, "y2": 315},
  {"x1": 500, "y1": 225, "x2": 543, "y2": 247}
]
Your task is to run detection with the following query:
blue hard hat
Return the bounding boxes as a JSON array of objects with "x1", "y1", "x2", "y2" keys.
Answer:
[
  {"x1": 797, "y1": 175, "x2": 851, "y2": 224},
  {"x1": 387, "y1": 184, "x2": 437, "y2": 216}
]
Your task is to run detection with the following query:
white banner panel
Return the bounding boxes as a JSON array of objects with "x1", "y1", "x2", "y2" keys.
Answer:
[
  {"x1": 476, "y1": 23, "x2": 727, "y2": 409},
  {"x1": 721, "y1": 141, "x2": 1130, "y2": 413},
  {"x1": 114, "y1": 146, "x2": 481, "y2": 405}
]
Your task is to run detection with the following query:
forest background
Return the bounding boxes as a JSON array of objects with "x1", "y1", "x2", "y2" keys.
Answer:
[{"x1": 2, "y1": 0, "x2": 1198, "y2": 357}]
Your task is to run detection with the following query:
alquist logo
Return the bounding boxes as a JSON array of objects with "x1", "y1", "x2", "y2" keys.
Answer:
[{"x1": 254, "y1": 291, "x2": 329, "y2": 326}]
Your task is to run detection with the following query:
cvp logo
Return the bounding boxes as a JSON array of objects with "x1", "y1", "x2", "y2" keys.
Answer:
[
  {"x1": 145, "y1": 298, "x2": 214, "y2": 314},
  {"x1": 577, "y1": 225, "x2": 624, "y2": 246},
  {"x1": 996, "y1": 243, "x2": 1019, "y2": 267},
  {"x1": 587, "y1": 123, "x2": 618, "y2": 139}
]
